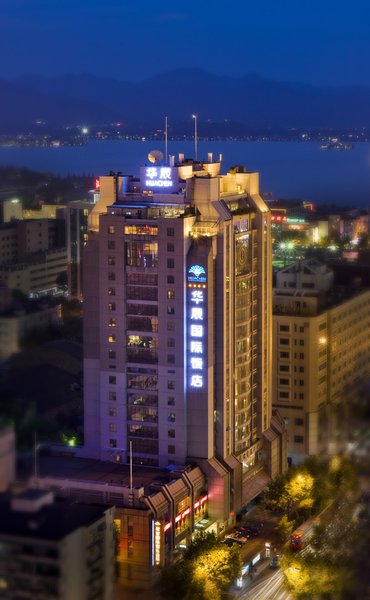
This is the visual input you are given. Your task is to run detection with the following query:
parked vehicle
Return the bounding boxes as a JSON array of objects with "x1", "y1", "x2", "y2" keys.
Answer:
[{"x1": 269, "y1": 555, "x2": 281, "y2": 568}]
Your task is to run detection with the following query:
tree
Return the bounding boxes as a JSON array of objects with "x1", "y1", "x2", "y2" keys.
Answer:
[
  {"x1": 157, "y1": 532, "x2": 242, "y2": 600},
  {"x1": 276, "y1": 514, "x2": 294, "y2": 541}
]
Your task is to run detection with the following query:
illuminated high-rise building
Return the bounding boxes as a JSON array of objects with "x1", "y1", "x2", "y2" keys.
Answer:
[{"x1": 82, "y1": 155, "x2": 286, "y2": 521}]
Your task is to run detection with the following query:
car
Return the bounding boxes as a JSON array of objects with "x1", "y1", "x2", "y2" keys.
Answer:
[
  {"x1": 225, "y1": 532, "x2": 248, "y2": 544},
  {"x1": 269, "y1": 555, "x2": 281, "y2": 569},
  {"x1": 235, "y1": 527, "x2": 251, "y2": 538}
]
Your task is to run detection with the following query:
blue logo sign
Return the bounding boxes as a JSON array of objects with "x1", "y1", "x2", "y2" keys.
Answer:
[{"x1": 188, "y1": 265, "x2": 206, "y2": 283}]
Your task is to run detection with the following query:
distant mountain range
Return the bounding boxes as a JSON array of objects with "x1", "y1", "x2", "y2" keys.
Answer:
[{"x1": 2, "y1": 69, "x2": 370, "y2": 133}]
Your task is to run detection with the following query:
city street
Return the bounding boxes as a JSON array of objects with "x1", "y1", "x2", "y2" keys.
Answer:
[{"x1": 236, "y1": 569, "x2": 292, "y2": 600}]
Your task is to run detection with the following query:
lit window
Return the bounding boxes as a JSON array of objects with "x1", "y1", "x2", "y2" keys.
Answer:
[
  {"x1": 108, "y1": 226, "x2": 115, "y2": 234},
  {"x1": 109, "y1": 423, "x2": 117, "y2": 432},
  {"x1": 108, "y1": 334, "x2": 116, "y2": 343},
  {"x1": 109, "y1": 407, "x2": 117, "y2": 417},
  {"x1": 108, "y1": 256, "x2": 115, "y2": 266},
  {"x1": 108, "y1": 302, "x2": 116, "y2": 311},
  {"x1": 167, "y1": 290, "x2": 175, "y2": 299},
  {"x1": 108, "y1": 288, "x2": 116, "y2": 296},
  {"x1": 109, "y1": 318, "x2": 116, "y2": 327},
  {"x1": 167, "y1": 306, "x2": 175, "y2": 315}
]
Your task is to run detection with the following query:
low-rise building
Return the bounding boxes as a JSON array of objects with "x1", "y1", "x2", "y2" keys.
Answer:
[{"x1": 0, "y1": 489, "x2": 115, "y2": 600}]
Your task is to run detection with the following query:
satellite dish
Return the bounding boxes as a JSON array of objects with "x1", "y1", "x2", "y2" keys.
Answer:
[{"x1": 148, "y1": 150, "x2": 164, "y2": 164}]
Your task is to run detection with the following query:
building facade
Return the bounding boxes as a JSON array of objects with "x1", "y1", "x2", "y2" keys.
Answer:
[
  {"x1": 82, "y1": 156, "x2": 286, "y2": 524},
  {"x1": 272, "y1": 259, "x2": 370, "y2": 462},
  {"x1": 0, "y1": 490, "x2": 115, "y2": 600}
]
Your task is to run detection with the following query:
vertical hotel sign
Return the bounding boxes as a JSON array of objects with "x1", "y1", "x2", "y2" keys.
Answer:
[
  {"x1": 187, "y1": 265, "x2": 207, "y2": 390},
  {"x1": 152, "y1": 520, "x2": 162, "y2": 566}
]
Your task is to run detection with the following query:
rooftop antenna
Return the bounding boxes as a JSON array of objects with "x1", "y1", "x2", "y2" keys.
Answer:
[
  {"x1": 192, "y1": 114, "x2": 198, "y2": 161},
  {"x1": 165, "y1": 116, "x2": 168, "y2": 165}
]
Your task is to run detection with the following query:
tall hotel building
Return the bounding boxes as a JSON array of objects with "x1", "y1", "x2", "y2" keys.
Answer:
[{"x1": 83, "y1": 156, "x2": 286, "y2": 520}]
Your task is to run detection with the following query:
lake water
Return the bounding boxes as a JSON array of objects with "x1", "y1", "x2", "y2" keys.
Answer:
[{"x1": 1, "y1": 140, "x2": 370, "y2": 206}]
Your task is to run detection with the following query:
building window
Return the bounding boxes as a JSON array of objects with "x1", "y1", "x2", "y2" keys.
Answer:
[
  {"x1": 167, "y1": 338, "x2": 175, "y2": 348},
  {"x1": 168, "y1": 413, "x2": 175, "y2": 422},
  {"x1": 299, "y1": 326, "x2": 305, "y2": 332},
  {"x1": 109, "y1": 407, "x2": 117, "y2": 417},
  {"x1": 109, "y1": 391, "x2": 117, "y2": 401},
  {"x1": 127, "y1": 541, "x2": 134, "y2": 558},
  {"x1": 168, "y1": 381, "x2": 175, "y2": 390},
  {"x1": 299, "y1": 340, "x2": 305, "y2": 346},
  {"x1": 108, "y1": 272, "x2": 116, "y2": 281},
  {"x1": 108, "y1": 256, "x2": 115, "y2": 266},
  {"x1": 168, "y1": 429, "x2": 175, "y2": 438},
  {"x1": 279, "y1": 338, "x2": 289, "y2": 345},
  {"x1": 299, "y1": 379, "x2": 304, "y2": 386},
  {"x1": 108, "y1": 226, "x2": 115, "y2": 234},
  {"x1": 283, "y1": 417, "x2": 289, "y2": 425},
  {"x1": 295, "y1": 418, "x2": 304, "y2": 426},
  {"x1": 108, "y1": 240, "x2": 116, "y2": 250},
  {"x1": 167, "y1": 275, "x2": 175, "y2": 284},
  {"x1": 167, "y1": 227, "x2": 174, "y2": 237},
  {"x1": 294, "y1": 435, "x2": 304, "y2": 444},
  {"x1": 167, "y1": 243, "x2": 175, "y2": 252},
  {"x1": 109, "y1": 438, "x2": 117, "y2": 448},
  {"x1": 109, "y1": 423, "x2": 117, "y2": 432},
  {"x1": 279, "y1": 391, "x2": 289, "y2": 399},
  {"x1": 108, "y1": 302, "x2": 116, "y2": 311},
  {"x1": 279, "y1": 325, "x2": 290, "y2": 332},
  {"x1": 108, "y1": 287, "x2": 116, "y2": 296},
  {"x1": 167, "y1": 258, "x2": 174, "y2": 269},
  {"x1": 299, "y1": 366, "x2": 304, "y2": 373},
  {"x1": 279, "y1": 365, "x2": 289, "y2": 372},
  {"x1": 279, "y1": 378, "x2": 289, "y2": 385},
  {"x1": 299, "y1": 392, "x2": 304, "y2": 399},
  {"x1": 299, "y1": 353, "x2": 304, "y2": 359},
  {"x1": 168, "y1": 445, "x2": 176, "y2": 454},
  {"x1": 108, "y1": 334, "x2": 116, "y2": 343},
  {"x1": 167, "y1": 306, "x2": 175, "y2": 315},
  {"x1": 109, "y1": 318, "x2": 116, "y2": 327},
  {"x1": 167, "y1": 354, "x2": 175, "y2": 364},
  {"x1": 127, "y1": 524, "x2": 134, "y2": 537},
  {"x1": 167, "y1": 290, "x2": 175, "y2": 300},
  {"x1": 168, "y1": 397, "x2": 175, "y2": 406},
  {"x1": 109, "y1": 376, "x2": 116, "y2": 385},
  {"x1": 280, "y1": 351, "x2": 290, "y2": 359},
  {"x1": 167, "y1": 321, "x2": 175, "y2": 331},
  {"x1": 109, "y1": 350, "x2": 116, "y2": 360}
]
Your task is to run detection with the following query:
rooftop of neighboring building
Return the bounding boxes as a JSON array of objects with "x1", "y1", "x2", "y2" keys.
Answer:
[
  {"x1": 0, "y1": 490, "x2": 111, "y2": 541},
  {"x1": 19, "y1": 454, "x2": 200, "y2": 497}
]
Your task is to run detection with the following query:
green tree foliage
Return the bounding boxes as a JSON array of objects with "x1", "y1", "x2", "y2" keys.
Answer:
[
  {"x1": 158, "y1": 532, "x2": 242, "y2": 600},
  {"x1": 276, "y1": 514, "x2": 294, "y2": 541}
]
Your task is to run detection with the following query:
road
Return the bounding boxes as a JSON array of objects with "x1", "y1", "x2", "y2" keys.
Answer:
[{"x1": 235, "y1": 567, "x2": 292, "y2": 600}]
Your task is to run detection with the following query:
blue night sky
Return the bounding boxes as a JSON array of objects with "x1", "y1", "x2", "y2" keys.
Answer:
[{"x1": 1, "y1": 0, "x2": 370, "y2": 86}]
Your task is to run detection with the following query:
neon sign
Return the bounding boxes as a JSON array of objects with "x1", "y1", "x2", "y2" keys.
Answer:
[
  {"x1": 188, "y1": 265, "x2": 206, "y2": 283},
  {"x1": 152, "y1": 520, "x2": 161, "y2": 566},
  {"x1": 145, "y1": 166, "x2": 173, "y2": 188},
  {"x1": 187, "y1": 265, "x2": 207, "y2": 390}
]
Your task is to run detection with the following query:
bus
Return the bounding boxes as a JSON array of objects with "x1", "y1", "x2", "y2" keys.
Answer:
[{"x1": 290, "y1": 518, "x2": 319, "y2": 550}]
